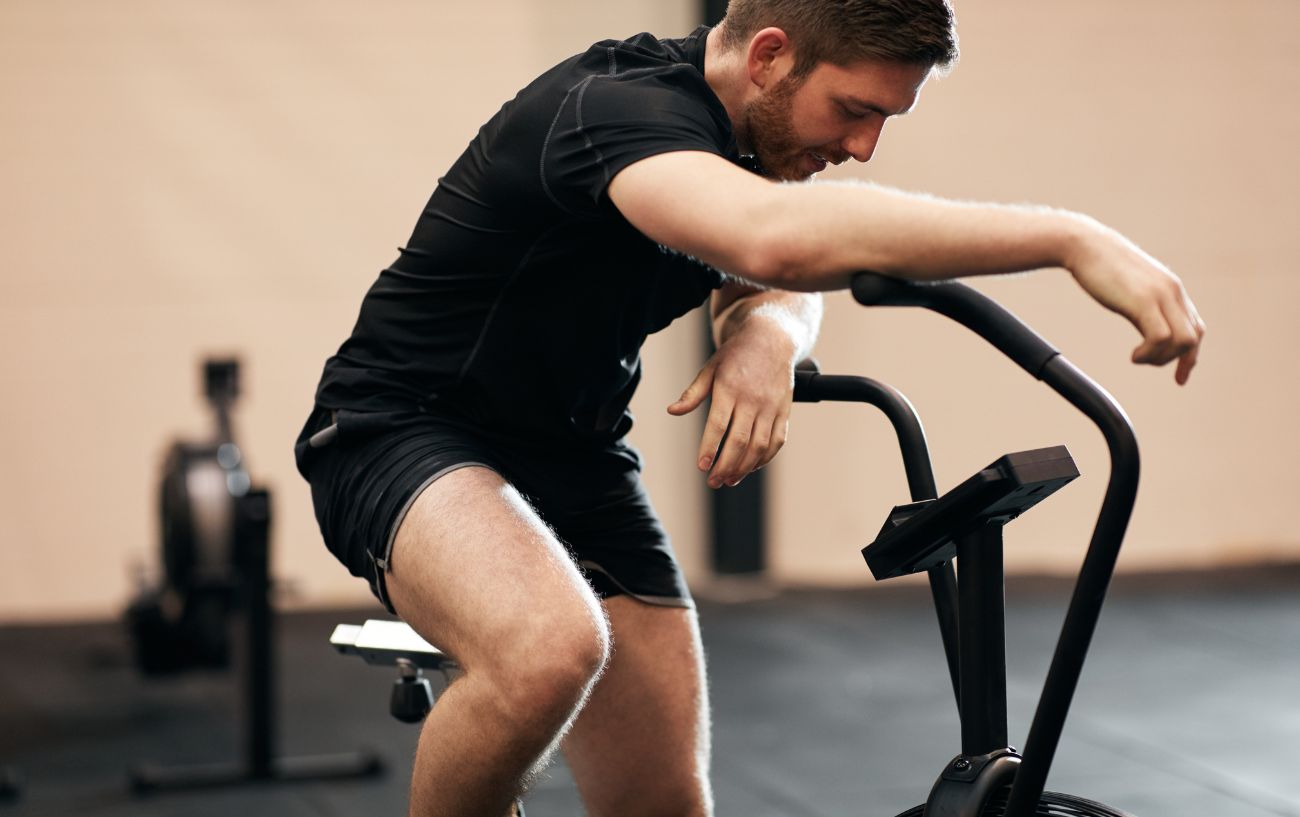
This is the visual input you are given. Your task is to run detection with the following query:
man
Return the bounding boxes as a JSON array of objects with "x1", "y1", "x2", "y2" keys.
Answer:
[{"x1": 296, "y1": 1, "x2": 1205, "y2": 815}]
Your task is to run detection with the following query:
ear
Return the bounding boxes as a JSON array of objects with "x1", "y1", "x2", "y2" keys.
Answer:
[{"x1": 745, "y1": 27, "x2": 794, "y2": 89}]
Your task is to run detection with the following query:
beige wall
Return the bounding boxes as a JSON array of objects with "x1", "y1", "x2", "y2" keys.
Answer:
[
  {"x1": 770, "y1": 1, "x2": 1300, "y2": 583},
  {"x1": 0, "y1": 0, "x2": 703, "y2": 621},
  {"x1": 1, "y1": 1, "x2": 1295, "y2": 622}
]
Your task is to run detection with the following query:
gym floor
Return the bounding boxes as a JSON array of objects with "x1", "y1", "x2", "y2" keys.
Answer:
[{"x1": 2, "y1": 568, "x2": 1297, "y2": 817}]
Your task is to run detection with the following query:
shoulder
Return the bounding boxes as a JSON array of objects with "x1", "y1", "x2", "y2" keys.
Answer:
[
  {"x1": 529, "y1": 30, "x2": 736, "y2": 214},
  {"x1": 585, "y1": 29, "x2": 703, "y2": 74},
  {"x1": 562, "y1": 30, "x2": 726, "y2": 125}
]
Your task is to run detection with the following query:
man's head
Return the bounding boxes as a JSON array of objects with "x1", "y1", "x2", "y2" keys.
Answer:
[
  {"x1": 719, "y1": 0, "x2": 958, "y2": 80},
  {"x1": 715, "y1": 0, "x2": 958, "y2": 180}
]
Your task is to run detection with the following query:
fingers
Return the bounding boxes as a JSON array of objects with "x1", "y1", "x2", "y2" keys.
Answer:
[
  {"x1": 1130, "y1": 279, "x2": 1206, "y2": 384},
  {"x1": 1178, "y1": 290, "x2": 1208, "y2": 385},
  {"x1": 1072, "y1": 229, "x2": 1205, "y2": 385},
  {"x1": 704, "y1": 407, "x2": 790, "y2": 488},
  {"x1": 1129, "y1": 304, "x2": 1174, "y2": 366},
  {"x1": 1174, "y1": 341, "x2": 1199, "y2": 386},
  {"x1": 697, "y1": 393, "x2": 734, "y2": 473},
  {"x1": 667, "y1": 361, "x2": 716, "y2": 417},
  {"x1": 678, "y1": 356, "x2": 788, "y2": 478},
  {"x1": 757, "y1": 407, "x2": 790, "y2": 470},
  {"x1": 675, "y1": 338, "x2": 796, "y2": 485},
  {"x1": 706, "y1": 410, "x2": 757, "y2": 488}
]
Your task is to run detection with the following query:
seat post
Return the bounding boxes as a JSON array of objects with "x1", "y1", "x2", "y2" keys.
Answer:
[{"x1": 956, "y1": 522, "x2": 1009, "y2": 756}]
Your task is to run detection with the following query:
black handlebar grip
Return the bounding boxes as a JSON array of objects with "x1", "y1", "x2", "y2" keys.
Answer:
[{"x1": 851, "y1": 272, "x2": 1060, "y2": 379}]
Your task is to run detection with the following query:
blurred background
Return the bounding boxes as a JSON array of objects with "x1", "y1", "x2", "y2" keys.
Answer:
[{"x1": 1, "y1": 1, "x2": 1296, "y2": 815}]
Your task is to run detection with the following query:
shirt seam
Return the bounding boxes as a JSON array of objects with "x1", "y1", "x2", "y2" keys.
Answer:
[
  {"x1": 574, "y1": 77, "x2": 613, "y2": 193},
  {"x1": 539, "y1": 76, "x2": 596, "y2": 215}
]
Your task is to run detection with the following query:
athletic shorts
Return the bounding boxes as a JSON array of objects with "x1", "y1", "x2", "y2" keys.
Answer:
[{"x1": 294, "y1": 405, "x2": 692, "y2": 615}]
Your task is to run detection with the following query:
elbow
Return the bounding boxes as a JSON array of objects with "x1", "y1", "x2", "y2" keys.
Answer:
[
  {"x1": 720, "y1": 184, "x2": 824, "y2": 290},
  {"x1": 733, "y1": 230, "x2": 816, "y2": 291}
]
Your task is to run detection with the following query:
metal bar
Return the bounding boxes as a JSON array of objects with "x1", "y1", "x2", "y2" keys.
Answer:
[
  {"x1": 956, "y1": 524, "x2": 1008, "y2": 756},
  {"x1": 792, "y1": 374, "x2": 935, "y2": 497},
  {"x1": 793, "y1": 373, "x2": 960, "y2": 707},
  {"x1": 238, "y1": 490, "x2": 275, "y2": 779},
  {"x1": 927, "y1": 564, "x2": 961, "y2": 711},
  {"x1": 1002, "y1": 356, "x2": 1139, "y2": 817}
]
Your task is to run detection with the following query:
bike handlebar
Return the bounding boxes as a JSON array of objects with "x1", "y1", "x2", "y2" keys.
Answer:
[{"x1": 850, "y1": 273, "x2": 1060, "y2": 379}]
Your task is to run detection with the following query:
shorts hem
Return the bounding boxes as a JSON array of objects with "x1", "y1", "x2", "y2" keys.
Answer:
[
  {"x1": 371, "y1": 460, "x2": 500, "y2": 614},
  {"x1": 579, "y1": 560, "x2": 694, "y2": 609}
]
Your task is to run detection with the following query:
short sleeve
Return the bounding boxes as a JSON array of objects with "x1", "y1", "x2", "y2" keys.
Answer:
[{"x1": 540, "y1": 66, "x2": 731, "y2": 216}]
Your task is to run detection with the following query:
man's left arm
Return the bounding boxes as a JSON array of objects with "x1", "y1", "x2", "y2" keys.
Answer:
[{"x1": 668, "y1": 279, "x2": 823, "y2": 488}]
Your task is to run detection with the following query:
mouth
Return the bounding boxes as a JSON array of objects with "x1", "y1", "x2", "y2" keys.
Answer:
[{"x1": 804, "y1": 151, "x2": 849, "y2": 174}]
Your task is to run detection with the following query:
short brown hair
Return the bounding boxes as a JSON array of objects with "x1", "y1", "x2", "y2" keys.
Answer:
[{"x1": 718, "y1": 0, "x2": 959, "y2": 77}]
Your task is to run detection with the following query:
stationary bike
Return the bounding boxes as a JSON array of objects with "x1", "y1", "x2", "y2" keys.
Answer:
[{"x1": 331, "y1": 272, "x2": 1143, "y2": 817}]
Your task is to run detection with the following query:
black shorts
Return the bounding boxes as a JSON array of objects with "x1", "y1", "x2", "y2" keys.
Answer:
[{"x1": 294, "y1": 406, "x2": 692, "y2": 615}]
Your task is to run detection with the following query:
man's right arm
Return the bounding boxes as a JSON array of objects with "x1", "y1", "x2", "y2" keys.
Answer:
[{"x1": 607, "y1": 150, "x2": 1205, "y2": 383}]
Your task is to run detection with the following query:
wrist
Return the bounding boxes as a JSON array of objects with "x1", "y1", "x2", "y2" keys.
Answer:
[
  {"x1": 1055, "y1": 210, "x2": 1107, "y2": 276},
  {"x1": 725, "y1": 305, "x2": 802, "y2": 365}
]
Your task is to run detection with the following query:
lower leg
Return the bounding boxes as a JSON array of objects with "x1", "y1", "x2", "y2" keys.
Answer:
[
  {"x1": 407, "y1": 666, "x2": 589, "y2": 817},
  {"x1": 563, "y1": 597, "x2": 713, "y2": 817}
]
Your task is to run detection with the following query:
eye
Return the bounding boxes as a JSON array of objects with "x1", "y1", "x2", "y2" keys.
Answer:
[{"x1": 838, "y1": 103, "x2": 871, "y2": 120}]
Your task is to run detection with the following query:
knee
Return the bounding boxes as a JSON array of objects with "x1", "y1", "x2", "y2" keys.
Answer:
[{"x1": 482, "y1": 605, "x2": 611, "y2": 723}]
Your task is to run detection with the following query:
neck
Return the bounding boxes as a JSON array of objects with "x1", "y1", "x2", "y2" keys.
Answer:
[{"x1": 703, "y1": 26, "x2": 753, "y2": 152}]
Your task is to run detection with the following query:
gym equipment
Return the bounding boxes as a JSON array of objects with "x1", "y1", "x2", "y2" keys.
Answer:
[
  {"x1": 328, "y1": 624, "x2": 524, "y2": 815},
  {"x1": 329, "y1": 271, "x2": 1144, "y2": 816},
  {"x1": 127, "y1": 360, "x2": 245, "y2": 673},
  {"x1": 125, "y1": 358, "x2": 384, "y2": 793},
  {"x1": 844, "y1": 273, "x2": 1138, "y2": 817},
  {"x1": 330, "y1": 619, "x2": 456, "y2": 723},
  {"x1": 0, "y1": 766, "x2": 20, "y2": 804}
]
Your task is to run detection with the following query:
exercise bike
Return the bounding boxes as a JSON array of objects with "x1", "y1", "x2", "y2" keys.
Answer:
[{"x1": 330, "y1": 271, "x2": 1143, "y2": 817}]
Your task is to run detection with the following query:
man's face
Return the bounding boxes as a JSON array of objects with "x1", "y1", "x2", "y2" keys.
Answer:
[{"x1": 741, "y1": 59, "x2": 931, "y2": 181}]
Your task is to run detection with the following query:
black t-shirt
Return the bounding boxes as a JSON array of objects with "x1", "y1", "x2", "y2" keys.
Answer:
[{"x1": 306, "y1": 27, "x2": 741, "y2": 464}]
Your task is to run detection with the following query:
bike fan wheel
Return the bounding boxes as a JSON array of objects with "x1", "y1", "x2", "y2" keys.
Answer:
[{"x1": 895, "y1": 788, "x2": 1138, "y2": 816}]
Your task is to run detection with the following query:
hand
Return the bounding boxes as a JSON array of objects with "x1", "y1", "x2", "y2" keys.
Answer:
[
  {"x1": 667, "y1": 323, "x2": 796, "y2": 488},
  {"x1": 1066, "y1": 220, "x2": 1207, "y2": 384}
]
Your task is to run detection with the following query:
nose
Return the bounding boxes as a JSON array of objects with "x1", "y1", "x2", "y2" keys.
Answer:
[{"x1": 843, "y1": 121, "x2": 884, "y2": 164}]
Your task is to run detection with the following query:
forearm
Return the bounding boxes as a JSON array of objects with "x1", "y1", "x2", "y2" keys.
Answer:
[
  {"x1": 619, "y1": 153, "x2": 1201, "y2": 386},
  {"x1": 754, "y1": 181, "x2": 1096, "y2": 291},
  {"x1": 713, "y1": 288, "x2": 823, "y2": 363}
]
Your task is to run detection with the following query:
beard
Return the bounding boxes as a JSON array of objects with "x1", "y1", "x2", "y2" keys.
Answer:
[{"x1": 740, "y1": 73, "x2": 811, "y2": 181}]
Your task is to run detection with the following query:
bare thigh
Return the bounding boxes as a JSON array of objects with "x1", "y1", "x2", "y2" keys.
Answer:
[
  {"x1": 381, "y1": 465, "x2": 611, "y2": 817},
  {"x1": 382, "y1": 465, "x2": 606, "y2": 678}
]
